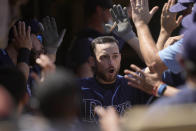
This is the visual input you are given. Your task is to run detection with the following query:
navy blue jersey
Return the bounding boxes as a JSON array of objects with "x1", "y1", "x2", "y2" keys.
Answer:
[
  {"x1": 0, "y1": 49, "x2": 15, "y2": 67},
  {"x1": 0, "y1": 49, "x2": 41, "y2": 97},
  {"x1": 80, "y1": 75, "x2": 151, "y2": 122},
  {"x1": 162, "y1": 70, "x2": 185, "y2": 87}
]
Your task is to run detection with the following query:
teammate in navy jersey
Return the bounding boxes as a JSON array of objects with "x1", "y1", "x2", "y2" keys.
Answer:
[{"x1": 80, "y1": 36, "x2": 151, "y2": 123}]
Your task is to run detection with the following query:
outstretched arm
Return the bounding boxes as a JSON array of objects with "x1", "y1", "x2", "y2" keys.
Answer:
[
  {"x1": 42, "y1": 16, "x2": 66, "y2": 62},
  {"x1": 124, "y1": 64, "x2": 180, "y2": 97},
  {"x1": 107, "y1": 4, "x2": 143, "y2": 60},
  {"x1": 156, "y1": 0, "x2": 183, "y2": 50},
  {"x1": 14, "y1": 21, "x2": 32, "y2": 81},
  {"x1": 130, "y1": 0, "x2": 169, "y2": 74}
]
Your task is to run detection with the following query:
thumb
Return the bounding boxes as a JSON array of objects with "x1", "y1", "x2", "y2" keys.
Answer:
[
  {"x1": 58, "y1": 28, "x2": 66, "y2": 45},
  {"x1": 176, "y1": 15, "x2": 183, "y2": 27},
  {"x1": 149, "y1": 6, "x2": 159, "y2": 18},
  {"x1": 105, "y1": 23, "x2": 118, "y2": 33}
]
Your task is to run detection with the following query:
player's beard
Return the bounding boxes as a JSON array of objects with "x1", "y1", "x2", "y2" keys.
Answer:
[{"x1": 94, "y1": 65, "x2": 119, "y2": 83}]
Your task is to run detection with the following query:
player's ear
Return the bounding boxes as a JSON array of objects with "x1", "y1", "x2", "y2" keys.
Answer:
[{"x1": 88, "y1": 56, "x2": 95, "y2": 67}]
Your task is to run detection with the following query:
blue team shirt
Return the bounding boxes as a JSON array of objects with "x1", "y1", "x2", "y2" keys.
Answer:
[
  {"x1": 80, "y1": 75, "x2": 151, "y2": 123},
  {"x1": 0, "y1": 49, "x2": 15, "y2": 67},
  {"x1": 0, "y1": 49, "x2": 41, "y2": 96}
]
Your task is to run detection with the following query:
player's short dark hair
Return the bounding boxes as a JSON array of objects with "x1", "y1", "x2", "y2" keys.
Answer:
[{"x1": 90, "y1": 36, "x2": 120, "y2": 57}]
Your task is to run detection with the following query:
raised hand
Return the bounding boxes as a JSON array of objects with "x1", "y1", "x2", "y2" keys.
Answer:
[
  {"x1": 106, "y1": 4, "x2": 136, "y2": 41},
  {"x1": 42, "y1": 16, "x2": 66, "y2": 54},
  {"x1": 13, "y1": 21, "x2": 32, "y2": 50},
  {"x1": 130, "y1": 0, "x2": 159, "y2": 26},
  {"x1": 161, "y1": 0, "x2": 183, "y2": 34},
  {"x1": 95, "y1": 106, "x2": 120, "y2": 131},
  {"x1": 124, "y1": 64, "x2": 161, "y2": 95}
]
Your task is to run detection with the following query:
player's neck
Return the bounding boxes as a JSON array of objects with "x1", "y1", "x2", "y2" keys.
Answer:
[{"x1": 95, "y1": 76, "x2": 116, "y2": 85}]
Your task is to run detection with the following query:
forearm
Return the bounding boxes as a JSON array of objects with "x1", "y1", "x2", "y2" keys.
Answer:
[
  {"x1": 127, "y1": 37, "x2": 144, "y2": 61},
  {"x1": 17, "y1": 63, "x2": 30, "y2": 81},
  {"x1": 163, "y1": 85, "x2": 180, "y2": 97},
  {"x1": 154, "y1": 81, "x2": 180, "y2": 97},
  {"x1": 135, "y1": 23, "x2": 159, "y2": 67},
  {"x1": 16, "y1": 48, "x2": 31, "y2": 81},
  {"x1": 156, "y1": 29, "x2": 171, "y2": 50}
]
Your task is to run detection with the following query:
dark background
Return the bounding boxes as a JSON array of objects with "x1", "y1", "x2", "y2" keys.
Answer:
[{"x1": 21, "y1": 0, "x2": 180, "y2": 74}]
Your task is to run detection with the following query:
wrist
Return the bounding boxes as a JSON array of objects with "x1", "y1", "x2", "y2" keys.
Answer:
[
  {"x1": 134, "y1": 21, "x2": 148, "y2": 28},
  {"x1": 160, "y1": 28, "x2": 172, "y2": 36},
  {"x1": 17, "y1": 48, "x2": 31, "y2": 65},
  {"x1": 122, "y1": 31, "x2": 136, "y2": 42},
  {"x1": 152, "y1": 81, "x2": 167, "y2": 97},
  {"x1": 157, "y1": 83, "x2": 167, "y2": 97},
  {"x1": 45, "y1": 47, "x2": 57, "y2": 54},
  {"x1": 152, "y1": 81, "x2": 163, "y2": 97}
]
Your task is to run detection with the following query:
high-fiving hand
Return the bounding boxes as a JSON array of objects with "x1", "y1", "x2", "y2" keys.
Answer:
[
  {"x1": 13, "y1": 21, "x2": 32, "y2": 50},
  {"x1": 42, "y1": 16, "x2": 66, "y2": 54},
  {"x1": 105, "y1": 4, "x2": 136, "y2": 41},
  {"x1": 161, "y1": 0, "x2": 183, "y2": 34},
  {"x1": 130, "y1": 0, "x2": 159, "y2": 26}
]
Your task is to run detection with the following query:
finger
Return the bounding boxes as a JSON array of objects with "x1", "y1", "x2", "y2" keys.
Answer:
[
  {"x1": 124, "y1": 70, "x2": 141, "y2": 80},
  {"x1": 48, "y1": 17, "x2": 53, "y2": 30},
  {"x1": 167, "y1": 0, "x2": 172, "y2": 9},
  {"x1": 170, "y1": 0, "x2": 175, "y2": 7},
  {"x1": 113, "y1": 5, "x2": 120, "y2": 20},
  {"x1": 141, "y1": 0, "x2": 145, "y2": 7},
  {"x1": 105, "y1": 23, "x2": 113, "y2": 32},
  {"x1": 149, "y1": 6, "x2": 159, "y2": 18},
  {"x1": 110, "y1": 8, "x2": 118, "y2": 22},
  {"x1": 59, "y1": 29, "x2": 66, "y2": 44},
  {"x1": 166, "y1": 0, "x2": 171, "y2": 11},
  {"x1": 94, "y1": 106, "x2": 106, "y2": 117},
  {"x1": 130, "y1": 64, "x2": 142, "y2": 72},
  {"x1": 128, "y1": 81, "x2": 139, "y2": 88},
  {"x1": 136, "y1": 0, "x2": 141, "y2": 6},
  {"x1": 123, "y1": 7, "x2": 129, "y2": 18},
  {"x1": 174, "y1": 35, "x2": 183, "y2": 40},
  {"x1": 124, "y1": 74, "x2": 138, "y2": 82},
  {"x1": 18, "y1": 21, "x2": 22, "y2": 35},
  {"x1": 42, "y1": 16, "x2": 50, "y2": 30},
  {"x1": 21, "y1": 21, "x2": 26, "y2": 36},
  {"x1": 145, "y1": 0, "x2": 149, "y2": 10},
  {"x1": 27, "y1": 26, "x2": 31, "y2": 39},
  {"x1": 117, "y1": 4, "x2": 124, "y2": 20},
  {"x1": 130, "y1": 65, "x2": 145, "y2": 78},
  {"x1": 176, "y1": 15, "x2": 183, "y2": 27},
  {"x1": 51, "y1": 17, "x2": 58, "y2": 32},
  {"x1": 13, "y1": 25, "x2": 18, "y2": 37},
  {"x1": 38, "y1": 22, "x2": 44, "y2": 32},
  {"x1": 162, "y1": 3, "x2": 168, "y2": 15},
  {"x1": 130, "y1": 0, "x2": 136, "y2": 12}
]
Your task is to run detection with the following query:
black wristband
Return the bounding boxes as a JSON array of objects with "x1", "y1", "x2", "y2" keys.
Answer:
[{"x1": 17, "y1": 48, "x2": 31, "y2": 65}]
